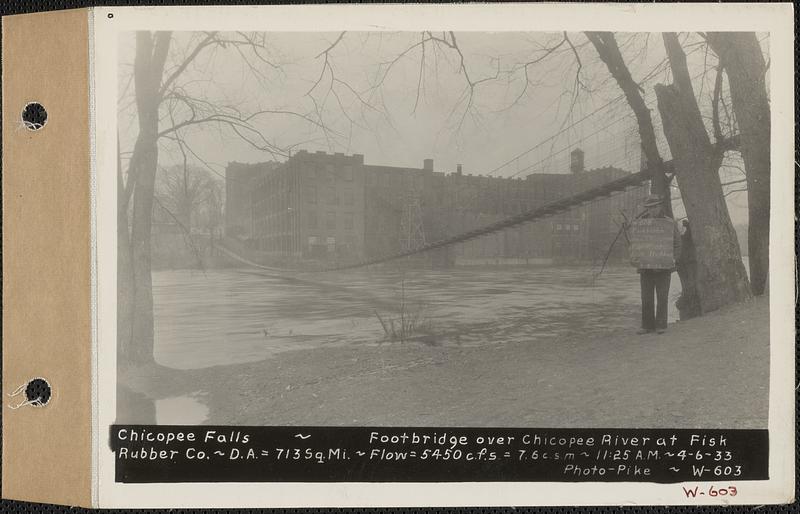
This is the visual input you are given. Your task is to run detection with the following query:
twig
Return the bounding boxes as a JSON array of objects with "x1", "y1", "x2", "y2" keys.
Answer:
[
  {"x1": 153, "y1": 195, "x2": 206, "y2": 273},
  {"x1": 374, "y1": 310, "x2": 390, "y2": 338},
  {"x1": 592, "y1": 221, "x2": 627, "y2": 283}
]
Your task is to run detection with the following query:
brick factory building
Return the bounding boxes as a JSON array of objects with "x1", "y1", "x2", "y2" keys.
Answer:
[{"x1": 224, "y1": 149, "x2": 648, "y2": 267}]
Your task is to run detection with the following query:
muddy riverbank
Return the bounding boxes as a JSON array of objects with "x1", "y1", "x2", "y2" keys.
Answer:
[{"x1": 119, "y1": 295, "x2": 769, "y2": 429}]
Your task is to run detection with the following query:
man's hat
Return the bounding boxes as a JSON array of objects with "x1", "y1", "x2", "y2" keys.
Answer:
[{"x1": 643, "y1": 194, "x2": 663, "y2": 207}]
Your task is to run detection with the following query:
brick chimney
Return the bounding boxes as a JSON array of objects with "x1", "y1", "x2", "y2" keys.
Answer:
[
  {"x1": 570, "y1": 148, "x2": 585, "y2": 174},
  {"x1": 456, "y1": 164, "x2": 463, "y2": 175},
  {"x1": 423, "y1": 158, "x2": 434, "y2": 171}
]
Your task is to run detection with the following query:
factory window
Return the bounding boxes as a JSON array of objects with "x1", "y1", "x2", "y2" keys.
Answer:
[
  {"x1": 343, "y1": 189, "x2": 354, "y2": 205},
  {"x1": 307, "y1": 211, "x2": 318, "y2": 229},
  {"x1": 316, "y1": 166, "x2": 327, "y2": 183},
  {"x1": 327, "y1": 191, "x2": 339, "y2": 205},
  {"x1": 340, "y1": 237, "x2": 351, "y2": 254},
  {"x1": 343, "y1": 165, "x2": 354, "y2": 181},
  {"x1": 344, "y1": 212, "x2": 354, "y2": 229},
  {"x1": 306, "y1": 185, "x2": 317, "y2": 204},
  {"x1": 326, "y1": 236, "x2": 336, "y2": 253},
  {"x1": 574, "y1": 224, "x2": 580, "y2": 232},
  {"x1": 326, "y1": 212, "x2": 336, "y2": 229},
  {"x1": 555, "y1": 223, "x2": 562, "y2": 232}
]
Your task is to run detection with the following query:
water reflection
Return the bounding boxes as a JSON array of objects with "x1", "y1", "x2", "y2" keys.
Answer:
[{"x1": 153, "y1": 266, "x2": 682, "y2": 370}]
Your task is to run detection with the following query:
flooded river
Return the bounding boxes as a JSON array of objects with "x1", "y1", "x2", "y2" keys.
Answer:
[{"x1": 153, "y1": 265, "x2": 683, "y2": 370}]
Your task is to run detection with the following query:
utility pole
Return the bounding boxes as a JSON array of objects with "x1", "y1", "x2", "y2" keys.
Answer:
[{"x1": 399, "y1": 184, "x2": 427, "y2": 252}]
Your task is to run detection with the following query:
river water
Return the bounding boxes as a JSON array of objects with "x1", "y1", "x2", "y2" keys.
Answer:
[{"x1": 153, "y1": 265, "x2": 685, "y2": 370}]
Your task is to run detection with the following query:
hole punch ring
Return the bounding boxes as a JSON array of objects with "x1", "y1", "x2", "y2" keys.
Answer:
[{"x1": 21, "y1": 102, "x2": 47, "y2": 131}]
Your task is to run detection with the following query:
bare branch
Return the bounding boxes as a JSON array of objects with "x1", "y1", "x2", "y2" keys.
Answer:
[
  {"x1": 160, "y1": 32, "x2": 216, "y2": 96},
  {"x1": 711, "y1": 62, "x2": 725, "y2": 146},
  {"x1": 307, "y1": 31, "x2": 347, "y2": 96},
  {"x1": 423, "y1": 31, "x2": 499, "y2": 130},
  {"x1": 585, "y1": 31, "x2": 668, "y2": 201},
  {"x1": 370, "y1": 35, "x2": 433, "y2": 92},
  {"x1": 412, "y1": 32, "x2": 426, "y2": 114},
  {"x1": 316, "y1": 31, "x2": 346, "y2": 58},
  {"x1": 232, "y1": 32, "x2": 282, "y2": 70},
  {"x1": 153, "y1": 195, "x2": 206, "y2": 271},
  {"x1": 563, "y1": 32, "x2": 586, "y2": 92}
]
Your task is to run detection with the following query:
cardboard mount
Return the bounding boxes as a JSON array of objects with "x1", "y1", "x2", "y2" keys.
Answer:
[{"x1": 2, "y1": 8, "x2": 94, "y2": 508}]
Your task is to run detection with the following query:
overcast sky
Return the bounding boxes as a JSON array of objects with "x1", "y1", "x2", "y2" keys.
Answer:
[{"x1": 118, "y1": 31, "x2": 767, "y2": 224}]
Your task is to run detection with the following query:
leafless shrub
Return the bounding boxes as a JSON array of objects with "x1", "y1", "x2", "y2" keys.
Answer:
[{"x1": 374, "y1": 279, "x2": 434, "y2": 343}]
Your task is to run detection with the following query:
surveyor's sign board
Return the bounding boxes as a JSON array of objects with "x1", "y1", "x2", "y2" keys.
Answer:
[{"x1": 628, "y1": 218, "x2": 675, "y2": 269}]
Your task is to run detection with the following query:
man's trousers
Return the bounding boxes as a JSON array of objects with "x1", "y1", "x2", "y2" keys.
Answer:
[{"x1": 640, "y1": 270, "x2": 672, "y2": 330}]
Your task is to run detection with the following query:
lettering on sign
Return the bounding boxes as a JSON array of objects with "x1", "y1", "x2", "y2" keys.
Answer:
[{"x1": 628, "y1": 218, "x2": 676, "y2": 270}]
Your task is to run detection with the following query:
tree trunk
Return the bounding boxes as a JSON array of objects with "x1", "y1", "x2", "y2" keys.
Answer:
[
  {"x1": 117, "y1": 135, "x2": 134, "y2": 364},
  {"x1": 584, "y1": 32, "x2": 672, "y2": 212},
  {"x1": 655, "y1": 34, "x2": 751, "y2": 313},
  {"x1": 129, "y1": 143, "x2": 158, "y2": 365},
  {"x1": 584, "y1": 32, "x2": 702, "y2": 317},
  {"x1": 706, "y1": 32, "x2": 770, "y2": 295},
  {"x1": 122, "y1": 31, "x2": 172, "y2": 367}
]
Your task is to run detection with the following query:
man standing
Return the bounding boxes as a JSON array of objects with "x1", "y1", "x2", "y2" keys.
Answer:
[{"x1": 634, "y1": 195, "x2": 681, "y2": 335}]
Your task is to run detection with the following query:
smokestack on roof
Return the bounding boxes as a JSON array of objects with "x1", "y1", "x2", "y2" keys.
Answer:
[
  {"x1": 456, "y1": 164, "x2": 462, "y2": 175},
  {"x1": 423, "y1": 158, "x2": 434, "y2": 171}
]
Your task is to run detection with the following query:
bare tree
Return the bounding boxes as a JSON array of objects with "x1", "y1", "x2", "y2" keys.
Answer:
[
  {"x1": 705, "y1": 32, "x2": 770, "y2": 296},
  {"x1": 119, "y1": 31, "x2": 330, "y2": 367},
  {"x1": 156, "y1": 164, "x2": 220, "y2": 231},
  {"x1": 120, "y1": 31, "x2": 171, "y2": 366},
  {"x1": 653, "y1": 33, "x2": 750, "y2": 313}
]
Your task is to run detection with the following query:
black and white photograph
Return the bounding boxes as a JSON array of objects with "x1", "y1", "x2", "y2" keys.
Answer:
[
  {"x1": 114, "y1": 26, "x2": 773, "y2": 431},
  {"x1": 0, "y1": 2, "x2": 792, "y2": 509}
]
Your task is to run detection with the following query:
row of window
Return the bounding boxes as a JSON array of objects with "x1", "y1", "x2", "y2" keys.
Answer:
[
  {"x1": 307, "y1": 235, "x2": 358, "y2": 254},
  {"x1": 305, "y1": 164, "x2": 355, "y2": 182},
  {"x1": 364, "y1": 173, "x2": 425, "y2": 188},
  {"x1": 305, "y1": 186, "x2": 355, "y2": 206},
  {"x1": 307, "y1": 211, "x2": 355, "y2": 230},
  {"x1": 554, "y1": 223, "x2": 581, "y2": 233}
]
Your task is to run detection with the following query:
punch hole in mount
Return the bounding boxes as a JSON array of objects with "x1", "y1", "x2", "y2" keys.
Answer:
[
  {"x1": 7, "y1": 377, "x2": 52, "y2": 409},
  {"x1": 21, "y1": 102, "x2": 47, "y2": 130}
]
